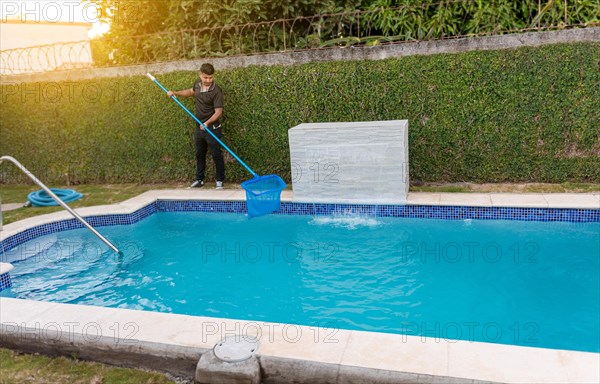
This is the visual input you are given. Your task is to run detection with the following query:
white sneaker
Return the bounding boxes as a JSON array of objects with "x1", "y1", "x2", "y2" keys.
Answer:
[
  {"x1": 215, "y1": 181, "x2": 224, "y2": 190},
  {"x1": 190, "y1": 180, "x2": 204, "y2": 188}
]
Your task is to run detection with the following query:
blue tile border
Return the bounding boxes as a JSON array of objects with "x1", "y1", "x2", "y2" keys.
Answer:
[
  {"x1": 275, "y1": 202, "x2": 600, "y2": 223},
  {"x1": 158, "y1": 200, "x2": 246, "y2": 214},
  {"x1": 1, "y1": 200, "x2": 598, "y2": 256},
  {"x1": 0, "y1": 203, "x2": 158, "y2": 254},
  {"x1": 0, "y1": 272, "x2": 11, "y2": 291}
]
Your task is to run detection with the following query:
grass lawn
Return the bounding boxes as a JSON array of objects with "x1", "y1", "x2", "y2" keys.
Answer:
[
  {"x1": 1, "y1": 182, "x2": 598, "y2": 225},
  {"x1": 410, "y1": 181, "x2": 600, "y2": 193},
  {"x1": 0, "y1": 348, "x2": 179, "y2": 384},
  {"x1": 0, "y1": 184, "x2": 185, "y2": 225}
]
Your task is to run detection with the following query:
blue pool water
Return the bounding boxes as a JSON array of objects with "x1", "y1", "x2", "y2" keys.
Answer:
[{"x1": 2, "y1": 212, "x2": 599, "y2": 352}]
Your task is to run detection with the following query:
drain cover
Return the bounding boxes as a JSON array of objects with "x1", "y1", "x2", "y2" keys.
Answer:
[{"x1": 213, "y1": 335, "x2": 260, "y2": 362}]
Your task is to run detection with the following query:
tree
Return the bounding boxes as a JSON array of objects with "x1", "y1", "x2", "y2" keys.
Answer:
[{"x1": 87, "y1": 0, "x2": 599, "y2": 66}]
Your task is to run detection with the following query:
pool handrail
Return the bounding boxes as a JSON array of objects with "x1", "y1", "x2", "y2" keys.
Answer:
[{"x1": 0, "y1": 156, "x2": 120, "y2": 253}]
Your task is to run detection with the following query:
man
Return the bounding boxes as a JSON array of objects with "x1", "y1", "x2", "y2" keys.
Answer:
[{"x1": 167, "y1": 63, "x2": 225, "y2": 189}]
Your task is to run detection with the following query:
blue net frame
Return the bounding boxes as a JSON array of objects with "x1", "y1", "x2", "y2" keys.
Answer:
[{"x1": 241, "y1": 175, "x2": 287, "y2": 218}]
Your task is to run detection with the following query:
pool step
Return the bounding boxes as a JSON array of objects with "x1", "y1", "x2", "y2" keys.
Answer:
[{"x1": 0, "y1": 262, "x2": 14, "y2": 292}]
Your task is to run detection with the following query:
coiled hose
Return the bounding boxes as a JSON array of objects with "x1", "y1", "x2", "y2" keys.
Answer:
[{"x1": 27, "y1": 188, "x2": 83, "y2": 207}]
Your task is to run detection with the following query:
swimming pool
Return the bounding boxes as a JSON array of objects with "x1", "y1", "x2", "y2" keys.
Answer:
[{"x1": 2, "y1": 208, "x2": 598, "y2": 353}]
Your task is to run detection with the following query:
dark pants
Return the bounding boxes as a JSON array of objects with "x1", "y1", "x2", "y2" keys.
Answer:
[{"x1": 194, "y1": 124, "x2": 225, "y2": 182}]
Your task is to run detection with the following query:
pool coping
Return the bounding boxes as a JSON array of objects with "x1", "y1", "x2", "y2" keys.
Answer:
[
  {"x1": 1, "y1": 190, "x2": 599, "y2": 383},
  {"x1": 1, "y1": 190, "x2": 598, "y2": 239}
]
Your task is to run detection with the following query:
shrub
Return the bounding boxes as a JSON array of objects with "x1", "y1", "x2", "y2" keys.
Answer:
[{"x1": 1, "y1": 42, "x2": 598, "y2": 184}]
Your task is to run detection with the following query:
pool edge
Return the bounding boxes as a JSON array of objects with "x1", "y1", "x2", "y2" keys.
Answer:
[{"x1": 1, "y1": 297, "x2": 598, "y2": 384}]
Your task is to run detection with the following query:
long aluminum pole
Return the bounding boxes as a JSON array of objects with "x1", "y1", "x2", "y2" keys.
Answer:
[{"x1": 0, "y1": 156, "x2": 120, "y2": 253}]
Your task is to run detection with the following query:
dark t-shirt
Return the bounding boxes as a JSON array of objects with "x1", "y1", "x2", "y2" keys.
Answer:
[{"x1": 192, "y1": 79, "x2": 224, "y2": 125}]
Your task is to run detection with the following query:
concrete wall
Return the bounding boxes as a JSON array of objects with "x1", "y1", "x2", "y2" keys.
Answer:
[
  {"x1": 1, "y1": 20, "x2": 93, "y2": 74},
  {"x1": 2, "y1": 27, "x2": 598, "y2": 84},
  {"x1": 0, "y1": 20, "x2": 92, "y2": 50},
  {"x1": 289, "y1": 120, "x2": 409, "y2": 204}
]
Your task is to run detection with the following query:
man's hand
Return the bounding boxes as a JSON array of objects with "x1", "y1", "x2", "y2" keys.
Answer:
[{"x1": 167, "y1": 90, "x2": 175, "y2": 97}]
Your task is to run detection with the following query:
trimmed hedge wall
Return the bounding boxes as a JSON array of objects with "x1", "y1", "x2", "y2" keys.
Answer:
[{"x1": 1, "y1": 42, "x2": 598, "y2": 184}]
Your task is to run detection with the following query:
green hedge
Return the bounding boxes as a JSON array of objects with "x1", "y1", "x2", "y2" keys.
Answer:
[{"x1": 1, "y1": 42, "x2": 598, "y2": 184}]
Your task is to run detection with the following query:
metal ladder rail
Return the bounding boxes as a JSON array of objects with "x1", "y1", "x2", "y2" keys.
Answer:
[{"x1": 0, "y1": 156, "x2": 120, "y2": 253}]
